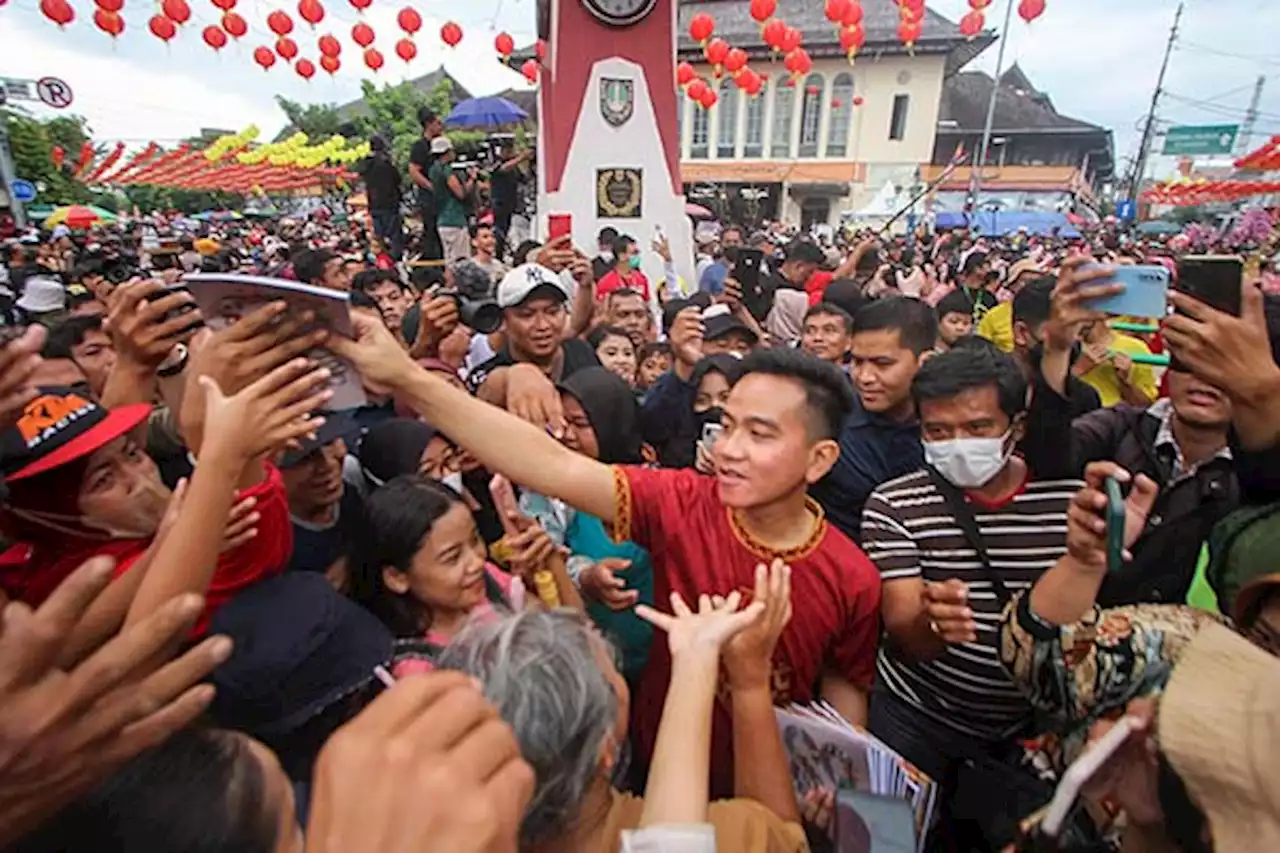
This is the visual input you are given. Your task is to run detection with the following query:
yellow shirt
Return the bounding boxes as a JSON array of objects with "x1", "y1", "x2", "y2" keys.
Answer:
[
  {"x1": 1079, "y1": 332, "x2": 1158, "y2": 407},
  {"x1": 604, "y1": 789, "x2": 808, "y2": 853},
  {"x1": 977, "y1": 301, "x2": 1015, "y2": 353}
]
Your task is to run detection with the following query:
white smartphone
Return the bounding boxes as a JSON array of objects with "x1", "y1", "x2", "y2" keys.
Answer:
[{"x1": 1041, "y1": 715, "x2": 1141, "y2": 837}]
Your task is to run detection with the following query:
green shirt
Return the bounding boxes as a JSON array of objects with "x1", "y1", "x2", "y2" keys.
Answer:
[{"x1": 429, "y1": 161, "x2": 470, "y2": 228}]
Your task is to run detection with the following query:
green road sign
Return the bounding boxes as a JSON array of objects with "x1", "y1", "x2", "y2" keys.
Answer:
[{"x1": 1162, "y1": 125, "x2": 1239, "y2": 156}]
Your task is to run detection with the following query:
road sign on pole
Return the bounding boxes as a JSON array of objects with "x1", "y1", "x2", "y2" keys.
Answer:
[
  {"x1": 10, "y1": 179, "x2": 37, "y2": 204},
  {"x1": 1162, "y1": 125, "x2": 1239, "y2": 156},
  {"x1": 35, "y1": 77, "x2": 74, "y2": 109}
]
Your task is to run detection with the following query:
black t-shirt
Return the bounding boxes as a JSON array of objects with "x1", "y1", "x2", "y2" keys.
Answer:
[
  {"x1": 490, "y1": 166, "x2": 518, "y2": 213},
  {"x1": 466, "y1": 338, "x2": 600, "y2": 393},
  {"x1": 409, "y1": 138, "x2": 436, "y2": 204},
  {"x1": 287, "y1": 486, "x2": 364, "y2": 576},
  {"x1": 361, "y1": 154, "x2": 402, "y2": 210}
]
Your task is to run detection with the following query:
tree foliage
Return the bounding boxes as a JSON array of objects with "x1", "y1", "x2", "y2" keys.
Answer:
[
  {"x1": 272, "y1": 96, "x2": 347, "y2": 141},
  {"x1": 3, "y1": 108, "x2": 97, "y2": 205}
]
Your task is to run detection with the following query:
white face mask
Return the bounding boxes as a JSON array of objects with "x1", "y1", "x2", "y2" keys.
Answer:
[
  {"x1": 439, "y1": 470, "x2": 464, "y2": 494},
  {"x1": 923, "y1": 430, "x2": 1013, "y2": 489}
]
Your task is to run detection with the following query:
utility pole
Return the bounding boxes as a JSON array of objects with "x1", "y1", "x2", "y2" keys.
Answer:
[
  {"x1": 1129, "y1": 1, "x2": 1182, "y2": 201},
  {"x1": 969, "y1": 0, "x2": 1017, "y2": 220},
  {"x1": 1238, "y1": 74, "x2": 1266, "y2": 155}
]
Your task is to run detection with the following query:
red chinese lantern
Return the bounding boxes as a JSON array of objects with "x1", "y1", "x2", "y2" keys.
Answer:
[
  {"x1": 495, "y1": 31, "x2": 514, "y2": 57},
  {"x1": 94, "y1": 9, "x2": 124, "y2": 37},
  {"x1": 831, "y1": 98, "x2": 843, "y2": 109},
  {"x1": 318, "y1": 33, "x2": 341, "y2": 57},
  {"x1": 276, "y1": 35, "x2": 299, "y2": 59},
  {"x1": 842, "y1": 1, "x2": 863, "y2": 27},
  {"x1": 348, "y1": 0, "x2": 370, "y2": 11},
  {"x1": 1017, "y1": 0, "x2": 1045, "y2": 23},
  {"x1": 724, "y1": 47, "x2": 747, "y2": 75},
  {"x1": 51, "y1": 145, "x2": 65, "y2": 169},
  {"x1": 395, "y1": 37, "x2": 416, "y2": 62},
  {"x1": 363, "y1": 46, "x2": 384, "y2": 71},
  {"x1": 148, "y1": 14, "x2": 177, "y2": 42},
  {"x1": 320, "y1": 54, "x2": 340, "y2": 75},
  {"x1": 535, "y1": 38, "x2": 547, "y2": 60},
  {"x1": 825, "y1": 0, "x2": 850, "y2": 24},
  {"x1": 440, "y1": 21, "x2": 462, "y2": 47},
  {"x1": 298, "y1": 0, "x2": 324, "y2": 28},
  {"x1": 396, "y1": 7, "x2": 421, "y2": 34},
  {"x1": 959, "y1": 10, "x2": 984, "y2": 37},
  {"x1": 162, "y1": 0, "x2": 191, "y2": 25},
  {"x1": 969, "y1": 0, "x2": 992, "y2": 9},
  {"x1": 699, "y1": 88, "x2": 718, "y2": 109},
  {"x1": 686, "y1": 78, "x2": 708, "y2": 102},
  {"x1": 853, "y1": 95, "x2": 864, "y2": 106},
  {"x1": 351, "y1": 21, "x2": 374, "y2": 46},
  {"x1": 40, "y1": 0, "x2": 74, "y2": 28},
  {"x1": 784, "y1": 48, "x2": 812, "y2": 75},
  {"x1": 254, "y1": 45, "x2": 276, "y2": 69},
  {"x1": 739, "y1": 69, "x2": 763, "y2": 96},
  {"x1": 840, "y1": 25, "x2": 865, "y2": 55},
  {"x1": 296, "y1": 58, "x2": 316, "y2": 79},
  {"x1": 202, "y1": 24, "x2": 228, "y2": 50},
  {"x1": 704, "y1": 37, "x2": 729, "y2": 66},
  {"x1": 897, "y1": 20, "x2": 922, "y2": 46},
  {"x1": 267, "y1": 10, "x2": 293, "y2": 36},
  {"x1": 222, "y1": 12, "x2": 248, "y2": 39},
  {"x1": 676, "y1": 61, "x2": 696, "y2": 86},
  {"x1": 211, "y1": 0, "x2": 235, "y2": 10},
  {"x1": 521, "y1": 58, "x2": 539, "y2": 84},
  {"x1": 749, "y1": 0, "x2": 775, "y2": 25},
  {"x1": 95, "y1": 0, "x2": 122, "y2": 13},
  {"x1": 689, "y1": 12, "x2": 714, "y2": 43},
  {"x1": 762, "y1": 18, "x2": 786, "y2": 50},
  {"x1": 780, "y1": 26, "x2": 802, "y2": 53}
]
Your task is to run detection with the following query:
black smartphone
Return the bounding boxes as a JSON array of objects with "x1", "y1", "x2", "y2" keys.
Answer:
[
  {"x1": 731, "y1": 247, "x2": 769, "y2": 320},
  {"x1": 1104, "y1": 476, "x2": 1125, "y2": 574},
  {"x1": 147, "y1": 285, "x2": 206, "y2": 333},
  {"x1": 1177, "y1": 255, "x2": 1242, "y2": 316}
]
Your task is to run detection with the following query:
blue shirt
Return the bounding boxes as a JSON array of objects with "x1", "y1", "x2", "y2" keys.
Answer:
[{"x1": 810, "y1": 398, "x2": 923, "y2": 544}]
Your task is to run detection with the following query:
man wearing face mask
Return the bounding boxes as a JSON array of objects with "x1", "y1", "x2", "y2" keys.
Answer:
[
  {"x1": 859, "y1": 346, "x2": 1083, "y2": 848},
  {"x1": 596, "y1": 235, "x2": 652, "y2": 303}
]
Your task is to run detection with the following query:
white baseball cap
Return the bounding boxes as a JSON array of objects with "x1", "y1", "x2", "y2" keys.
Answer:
[
  {"x1": 16, "y1": 277, "x2": 67, "y2": 314},
  {"x1": 496, "y1": 263, "x2": 572, "y2": 308},
  {"x1": 430, "y1": 136, "x2": 454, "y2": 155}
]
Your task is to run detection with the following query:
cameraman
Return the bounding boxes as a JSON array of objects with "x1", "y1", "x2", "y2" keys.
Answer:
[
  {"x1": 428, "y1": 136, "x2": 477, "y2": 266},
  {"x1": 489, "y1": 139, "x2": 533, "y2": 261}
]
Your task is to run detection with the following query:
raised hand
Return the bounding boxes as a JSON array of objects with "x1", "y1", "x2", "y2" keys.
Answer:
[
  {"x1": 197, "y1": 358, "x2": 332, "y2": 463},
  {"x1": 326, "y1": 309, "x2": 417, "y2": 396},
  {"x1": 104, "y1": 278, "x2": 202, "y2": 370},
  {"x1": 0, "y1": 325, "x2": 46, "y2": 429},
  {"x1": 637, "y1": 590, "x2": 765, "y2": 661},
  {"x1": 668, "y1": 306, "x2": 705, "y2": 369},
  {"x1": 504, "y1": 363, "x2": 565, "y2": 437},
  {"x1": 580, "y1": 558, "x2": 639, "y2": 611},
  {"x1": 1044, "y1": 256, "x2": 1123, "y2": 352},
  {"x1": 723, "y1": 560, "x2": 792, "y2": 689},
  {"x1": 1065, "y1": 461, "x2": 1159, "y2": 572}
]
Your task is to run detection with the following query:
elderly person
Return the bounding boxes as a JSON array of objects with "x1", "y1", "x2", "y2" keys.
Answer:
[{"x1": 437, "y1": 561, "x2": 805, "y2": 853}]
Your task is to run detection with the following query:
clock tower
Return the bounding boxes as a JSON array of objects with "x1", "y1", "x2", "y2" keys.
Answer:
[{"x1": 536, "y1": 0, "x2": 695, "y2": 293}]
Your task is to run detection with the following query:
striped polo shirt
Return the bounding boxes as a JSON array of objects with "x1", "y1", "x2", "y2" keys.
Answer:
[{"x1": 861, "y1": 469, "x2": 1080, "y2": 740}]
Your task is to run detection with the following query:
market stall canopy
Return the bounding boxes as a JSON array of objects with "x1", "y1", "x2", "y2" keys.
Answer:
[{"x1": 934, "y1": 210, "x2": 1080, "y2": 237}]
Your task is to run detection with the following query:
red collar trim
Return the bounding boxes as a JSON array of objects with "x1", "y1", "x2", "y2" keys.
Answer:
[{"x1": 965, "y1": 467, "x2": 1030, "y2": 510}]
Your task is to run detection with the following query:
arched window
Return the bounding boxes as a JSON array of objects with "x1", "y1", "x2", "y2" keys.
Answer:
[
  {"x1": 827, "y1": 73, "x2": 854, "y2": 157},
  {"x1": 690, "y1": 96, "x2": 709, "y2": 160},
  {"x1": 798, "y1": 73, "x2": 824, "y2": 157},
  {"x1": 716, "y1": 78, "x2": 739, "y2": 158},
  {"x1": 770, "y1": 82, "x2": 794, "y2": 159},
  {"x1": 743, "y1": 79, "x2": 766, "y2": 158}
]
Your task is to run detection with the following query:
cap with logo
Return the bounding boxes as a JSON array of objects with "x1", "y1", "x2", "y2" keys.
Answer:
[
  {"x1": 496, "y1": 263, "x2": 572, "y2": 309},
  {"x1": 0, "y1": 389, "x2": 152, "y2": 483},
  {"x1": 701, "y1": 303, "x2": 758, "y2": 344}
]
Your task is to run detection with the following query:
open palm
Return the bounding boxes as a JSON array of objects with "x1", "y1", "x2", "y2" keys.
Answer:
[{"x1": 637, "y1": 591, "x2": 764, "y2": 659}]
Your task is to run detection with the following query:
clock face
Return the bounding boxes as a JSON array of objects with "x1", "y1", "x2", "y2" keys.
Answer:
[{"x1": 581, "y1": 0, "x2": 658, "y2": 27}]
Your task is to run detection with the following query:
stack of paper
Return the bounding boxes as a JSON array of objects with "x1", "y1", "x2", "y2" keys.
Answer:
[{"x1": 775, "y1": 701, "x2": 938, "y2": 853}]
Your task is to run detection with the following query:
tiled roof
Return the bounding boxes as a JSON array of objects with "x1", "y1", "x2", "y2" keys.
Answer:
[{"x1": 937, "y1": 66, "x2": 1104, "y2": 132}]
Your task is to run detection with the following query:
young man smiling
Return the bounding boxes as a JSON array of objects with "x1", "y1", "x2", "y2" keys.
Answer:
[{"x1": 331, "y1": 319, "x2": 882, "y2": 799}]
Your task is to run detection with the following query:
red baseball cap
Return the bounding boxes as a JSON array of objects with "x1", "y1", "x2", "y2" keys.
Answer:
[{"x1": 0, "y1": 389, "x2": 152, "y2": 483}]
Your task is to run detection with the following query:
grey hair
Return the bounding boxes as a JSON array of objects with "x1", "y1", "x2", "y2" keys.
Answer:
[{"x1": 436, "y1": 610, "x2": 619, "y2": 846}]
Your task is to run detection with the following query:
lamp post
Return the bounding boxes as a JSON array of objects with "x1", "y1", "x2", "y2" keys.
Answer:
[{"x1": 969, "y1": 0, "x2": 1017, "y2": 224}]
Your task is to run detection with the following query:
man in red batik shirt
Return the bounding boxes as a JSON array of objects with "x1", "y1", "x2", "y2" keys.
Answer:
[{"x1": 332, "y1": 318, "x2": 883, "y2": 799}]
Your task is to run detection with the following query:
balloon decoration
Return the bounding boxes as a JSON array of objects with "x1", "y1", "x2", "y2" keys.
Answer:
[
  {"x1": 363, "y1": 46, "x2": 384, "y2": 71},
  {"x1": 296, "y1": 58, "x2": 316, "y2": 80},
  {"x1": 320, "y1": 54, "x2": 340, "y2": 75},
  {"x1": 253, "y1": 45, "x2": 277, "y2": 70},
  {"x1": 51, "y1": 145, "x2": 66, "y2": 169},
  {"x1": 396, "y1": 7, "x2": 421, "y2": 35},
  {"x1": 521, "y1": 58, "x2": 539, "y2": 84},
  {"x1": 40, "y1": 0, "x2": 75, "y2": 28},
  {"x1": 222, "y1": 12, "x2": 248, "y2": 39},
  {"x1": 277, "y1": 36, "x2": 299, "y2": 59},
  {"x1": 440, "y1": 21, "x2": 463, "y2": 47},
  {"x1": 676, "y1": 61, "x2": 695, "y2": 86},
  {"x1": 1017, "y1": 0, "x2": 1046, "y2": 23},
  {"x1": 395, "y1": 37, "x2": 416, "y2": 63},
  {"x1": 95, "y1": 0, "x2": 122, "y2": 14},
  {"x1": 688, "y1": 12, "x2": 714, "y2": 44},
  {"x1": 495, "y1": 31, "x2": 514, "y2": 59},
  {"x1": 318, "y1": 34, "x2": 341, "y2": 57},
  {"x1": 202, "y1": 25, "x2": 228, "y2": 51},
  {"x1": 959, "y1": 10, "x2": 984, "y2": 38},
  {"x1": 268, "y1": 10, "x2": 293, "y2": 36},
  {"x1": 211, "y1": 0, "x2": 236, "y2": 10},
  {"x1": 351, "y1": 22, "x2": 374, "y2": 47},
  {"x1": 162, "y1": 0, "x2": 191, "y2": 26},
  {"x1": 297, "y1": 0, "x2": 324, "y2": 28},
  {"x1": 148, "y1": 14, "x2": 177, "y2": 42}
]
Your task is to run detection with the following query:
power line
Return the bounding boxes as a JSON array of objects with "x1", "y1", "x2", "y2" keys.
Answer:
[
  {"x1": 1163, "y1": 91, "x2": 1280, "y2": 123},
  {"x1": 1177, "y1": 40, "x2": 1280, "y2": 68}
]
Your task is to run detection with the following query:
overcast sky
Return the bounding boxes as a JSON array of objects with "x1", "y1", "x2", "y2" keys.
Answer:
[{"x1": 2, "y1": 0, "x2": 1278, "y2": 180}]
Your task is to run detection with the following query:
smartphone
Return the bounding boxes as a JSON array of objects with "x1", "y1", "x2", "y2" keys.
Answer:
[
  {"x1": 1104, "y1": 476, "x2": 1125, "y2": 574},
  {"x1": 547, "y1": 213, "x2": 572, "y2": 243},
  {"x1": 700, "y1": 421, "x2": 723, "y2": 447},
  {"x1": 1081, "y1": 265, "x2": 1170, "y2": 318},
  {"x1": 732, "y1": 247, "x2": 770, "y2": 320},
  {"x1": 1177, "y1": 255, "x2": 1242, "y2": 316},
  {"x1": 153, "y1": 285, "x2": 207, "y2": 333},
  {"x1": 1041, "y1": 716, "x2": 1141, "y2": 838}
]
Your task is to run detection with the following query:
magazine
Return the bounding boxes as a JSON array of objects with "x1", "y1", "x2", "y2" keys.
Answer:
[{"x1": 181, "y1": 273, "x2": 367, "y2": 410}]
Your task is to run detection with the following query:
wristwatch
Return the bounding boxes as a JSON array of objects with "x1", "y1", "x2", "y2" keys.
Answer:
[{"x1": 157, "y1": 343, "x2": 189, "y2": 378}]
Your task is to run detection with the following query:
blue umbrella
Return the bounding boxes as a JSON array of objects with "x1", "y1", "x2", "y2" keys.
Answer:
[{"x1": 445, "y1": 96, "x2": 528, "y2": 128}]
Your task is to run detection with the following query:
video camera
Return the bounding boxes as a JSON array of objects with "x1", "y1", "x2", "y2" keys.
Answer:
[{"x1": 408, "y1": 261, "x2": 502, "y2": 334}]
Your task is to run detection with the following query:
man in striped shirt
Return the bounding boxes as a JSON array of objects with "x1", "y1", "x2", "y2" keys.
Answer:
[{"x1": 860, "y1": 343, "x2": 1081, "y2": 848}]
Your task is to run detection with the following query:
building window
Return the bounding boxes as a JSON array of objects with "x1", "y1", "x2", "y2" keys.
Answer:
[
  {"x1": 717, "y1": 79, "x2": 739, "y2": 158},
  {"x1": 827, "y1": 73, "x2": 853, "y2": 157},
  {"x1": 771, "y1": 84, "x2": 794, "y2": 158},
  {"x1": 691, "y1": 97, "x2": 709, "y2": 159},
  {"x1": 743, "y1": 79, "x2": 765, "y2": 157},
  {"x1": 676, "y1": 89, "x2": 685, "y2": 139},
  {"x1": 889, "y1": 94, "x2": 910, "y2": 141},
  {"x1": 799, "y1": 74, "x2": 824, "y2": 158}
]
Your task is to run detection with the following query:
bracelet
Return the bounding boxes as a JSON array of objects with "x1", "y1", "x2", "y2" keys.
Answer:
[{"x1": 565, "y1": 555, "x2": 593, "y2": 586}]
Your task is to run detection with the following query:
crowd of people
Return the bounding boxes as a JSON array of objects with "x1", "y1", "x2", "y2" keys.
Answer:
[{"x1": 2, "y1": 111, "x2": 1280, "y2": 852}]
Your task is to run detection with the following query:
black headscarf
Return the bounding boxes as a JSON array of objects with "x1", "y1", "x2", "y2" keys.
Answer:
[
  {"x1": 560, "y1": 367, "x2": 644, "y2": 465},
  {"x1": 357, "y1": 418, "x2": 437, "y2": 486}
]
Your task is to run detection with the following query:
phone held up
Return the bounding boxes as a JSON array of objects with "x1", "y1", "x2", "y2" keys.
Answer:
[
  {"x1": 1169, "y1": 255, "x2": 1242, "y2": 371},
  {"x1": 1103, "y1": 476, "x2": 1125, "y2": 575},
  {"x1": 547, "y1": 213, "x2": 572, "y2": 243}
]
